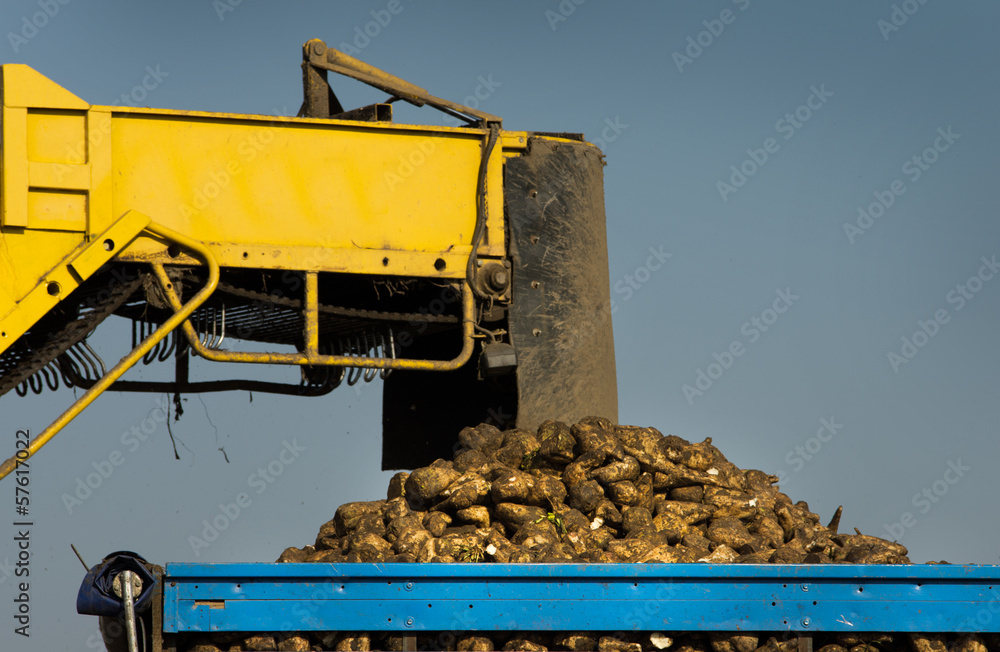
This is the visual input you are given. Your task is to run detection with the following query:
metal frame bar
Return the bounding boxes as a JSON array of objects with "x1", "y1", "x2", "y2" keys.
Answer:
[
  {"x1": 302, "y1": 39, "x2": 501, "y2": 125},
  {"x1": 0, "y1": 213, "x2": 219, "y2": 480},
  {"x1": 163, "y1": 563, "x2": 1000, "y2": 635},
  {"x1": 152, "y1": 267, "x2": 477, "y2": 373}
]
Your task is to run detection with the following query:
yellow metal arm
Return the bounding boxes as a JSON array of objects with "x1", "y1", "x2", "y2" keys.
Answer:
[
  {"x1": 0, "y1": 216, "x2": 219, "y2": 481},
  {"x1": 302, "y1": 39, "x2": 502, "y2": 124},
  {"x1": 154, "y1": 266, "x2": 476, "y2": 373}
]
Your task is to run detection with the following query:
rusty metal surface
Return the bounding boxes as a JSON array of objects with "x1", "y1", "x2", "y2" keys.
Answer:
[
  {"x1": 303, "y1": 39, "x2": 501, "y2": 125},
  {"x1": 331, "y1": 103, "x2": 392, "y2": 122},
  {"x1": 505, "y1": 137, "x2": 619, "y2": 427}
]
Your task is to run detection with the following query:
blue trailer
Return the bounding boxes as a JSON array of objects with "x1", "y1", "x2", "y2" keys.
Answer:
[{"x1": 79, "y1": 554, "x2": 1000, "y2": 652}]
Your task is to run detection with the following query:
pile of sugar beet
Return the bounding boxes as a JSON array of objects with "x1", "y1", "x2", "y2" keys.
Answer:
[{"x1": 191, "y1": 419, "x2": 989, "y2": 652}]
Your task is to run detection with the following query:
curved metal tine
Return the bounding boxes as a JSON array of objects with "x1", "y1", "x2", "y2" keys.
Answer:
[
  {"x1": 158, "y1": 327, "x2": 176, "y2": 361},
  {"x1": 61, "y1": 349, "x2": 85, "y2": 386},
  {"x1": 367, "y1": 332, "x2": 384, "y2": 382},
  {"x1": 204, "y1": 307, "x2": 216, "y2": 349},
  {"x1": 312, "y1": 342, "x2": 331, "y2": 386},
  {"x1": 15, "y1": 381, "x2": 28, "y2": 397},
  {"x1": 197, "y1": 309, "x2": 208, "y2": 348},
  {"x1": 208, "y1": 306, "x2": 219, "y2": 349},
  {"x1": 346, "y1": 335, "x2": 363, "y2": 386},
  {"x1": 380, "y1": 328, "x2": 396, "y2": 379},
  {"x1": 68, "y1": 343, "x2": 97, "y2": 382},
  {"x1": 363, "y1": 332, "x2": 378, "y2": 382},
  {"x1": 214, "y1": 304, "x2": 226, "y2": 349},
  {"x1": 28, "y1": 372, "x2": 43, "y2": 394},
  {"x1": 41, "y1": 363, "x2": 59, "y2": 391},
  {"x1": 80, "y1": 339, "x2": 107, "y2": 376},
  {"x1": 54, "y1": 356, "x2": 75, "y2": 388},
  {"x1": 143, "y1": 319, "x2": 161, "y2": 365}
]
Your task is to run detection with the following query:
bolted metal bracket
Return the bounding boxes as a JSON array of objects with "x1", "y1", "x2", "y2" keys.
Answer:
[{"x1": 474, "y1": 261, "x2": 511, "y2": 299}]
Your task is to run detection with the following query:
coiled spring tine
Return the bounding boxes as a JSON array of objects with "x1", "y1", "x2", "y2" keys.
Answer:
[
  {"x1": 40, "y1": 363, "x2": 59, "y2": 391},
  {"x1": 68, "y1": 343, "x2": 96, "y2": 383},
  {"x1": 158, "y1": 328, "x2": 175, "y2": 362},
  {"x1": 80, "y1": 340, "x2": 106, "y2": 377},
  {"x1": 363, "y1": 332, "x2": 378, "y2": 382},
  {"x1": 346, "y1": 335, "x2": 363, "y2": 386},
  {"x1": 380, "y1": 328, "x2": 395, "y2": 379},
  {"x1": 214, "y1": 304, "x2": 226, "y2": 349},
  {"x1": 142, "y1": 320, "x2": 161, "y2": 365}
]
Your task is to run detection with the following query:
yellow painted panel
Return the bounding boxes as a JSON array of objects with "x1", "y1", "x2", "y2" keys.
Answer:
[
  {"x1": 26, "y1": 110, "x2": 87, "y2": 164},
  {"x1": 0, "y1": 259, "x2": 83, "y2": 356},
  {"x1": 0, "y1": 65, "x2": 88, "y2": 110},
  {"x1": 0, "y1": 281, "x2": 15, "y2": 321},
  {"x1": 0, "y1": 228, "x2": 85, "y2": 302},
  {"x1": 87, "y1": 109, "x2": 113, "y2": 236},
  {"x1": 69, "y1": 210, "x2": 149, "y2": 280},
  {"x1": 2, "y1": 107, "x2": 28, "y2": 227},
  {"x1": 118, "y1": 239, "x2": 471, "y2": 278},
  {"x1": 110, "y1": 114, "x2": 487, "y2": 254},
  {"x1": 29, "y1": 161, "x2": 90, "y2": 190},
  {"x1": 27, "y1": 189, "x2": 86, "y2": 231}
]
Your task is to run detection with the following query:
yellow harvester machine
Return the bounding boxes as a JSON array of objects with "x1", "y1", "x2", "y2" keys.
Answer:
[{"x1": 0, "y1": 39, "x2": 616, "y2": 477}]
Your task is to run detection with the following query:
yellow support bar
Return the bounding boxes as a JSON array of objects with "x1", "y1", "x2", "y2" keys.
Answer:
[
  {"x1": 152, "y1": 263, "x2": 476, "y2": 372},
  {"x1": 0, "y1": 215, "x2": 220, "y2": 481},
  {"x1": 0, "y1": 210, "x2": 150, "y2": 355}
]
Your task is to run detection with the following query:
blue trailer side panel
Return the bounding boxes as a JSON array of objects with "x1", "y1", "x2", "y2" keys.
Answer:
[{"x1": 162, "y1": 563, "x2": 1000, "y2": 634}]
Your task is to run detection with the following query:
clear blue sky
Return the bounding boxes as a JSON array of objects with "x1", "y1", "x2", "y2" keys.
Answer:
[{"x1": 3, "y1": 2, "x2": 1000, "y2": 650}]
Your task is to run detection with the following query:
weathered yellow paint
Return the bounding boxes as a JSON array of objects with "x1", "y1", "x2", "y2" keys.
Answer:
[
  {"x1": 26, "y1": 110, "x2": 87, "y2": 163},
  {"x1": 0, "y1": 64, "x2": 509, "y2": 353},
  {"x1": 107, "y1": 111, "x2": 503, "y2": 272},
  {"x1": 0, "y1": 211, "x2": 150, "y2": 355},
  {"x1": 2, "y1": 106, "x2": 29, "y2": 227},
  {"x1": 0, "y1": 217, "x2": 219, "y2": 482},
  {"x1": 0, "y1": 64, "x2": 88, "y2": 110}
]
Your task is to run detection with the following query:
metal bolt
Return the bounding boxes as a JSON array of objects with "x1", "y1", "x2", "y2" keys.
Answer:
[
  {"x1": 801, "y1": 618, "x2": 811, "y2": 628},
  {"x1": 311, "y1": 42, "x2": 326, "y2": 57},
  {"x1": 486, "y1": 267, "x2": 509, "y2": 292},
  {"x1": 800, "y1": 584, "x2": 809, "y2": 592},
  {"x1": 112, "y1": 571, "x2": 143, "y2": 599},
  {"x1": 405, "y1": 617, "x2": 414, "y2": 628},
  {"x1": 405, "y1": 582, "x2": 414, "y2": 591}
]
